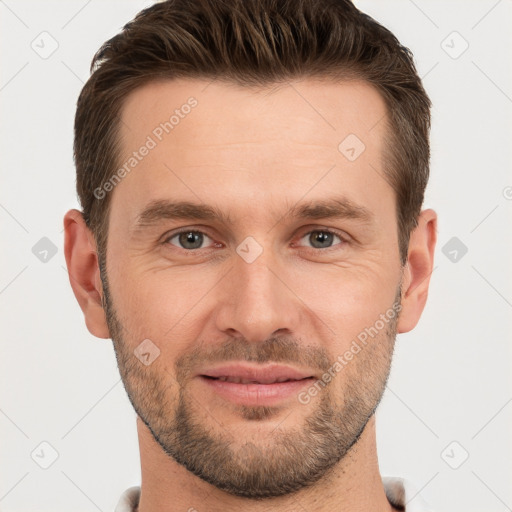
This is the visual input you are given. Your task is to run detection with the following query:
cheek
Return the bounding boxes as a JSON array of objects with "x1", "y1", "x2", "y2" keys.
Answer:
[
  {"x1": 292, "y1": 263, "x2": 400, "y2": 338},
  {"x1": 108, "y1": 261, "x2": 217, "y2": 352}
]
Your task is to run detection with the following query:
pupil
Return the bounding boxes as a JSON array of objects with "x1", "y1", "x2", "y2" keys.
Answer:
[
  {"x1": 180, "y1": 231, "x2": 202, "y2": 249},
  {"x1": 311, "y1": 231, "x2": 332, "y2": 248}
]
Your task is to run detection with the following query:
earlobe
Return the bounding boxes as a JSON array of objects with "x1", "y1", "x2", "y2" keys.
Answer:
[
  {"x1": 63, "y1": 209, "x2": 111, "y2": 339},
  {"x1": 397, "y1": 209, "x2": 437, "y2": 333}
]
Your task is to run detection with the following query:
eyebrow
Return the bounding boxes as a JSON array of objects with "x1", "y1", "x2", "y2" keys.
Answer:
[{"x1": 133, "y1": 196, "x2": 373, "y2": 231}]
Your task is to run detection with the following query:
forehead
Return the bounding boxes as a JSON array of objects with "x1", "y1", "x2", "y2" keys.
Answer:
[
  {"x1": 112, "y1": 77, "x2": 392, "y2": 229},
  {"x1": 119, "y1": 77, "x2": 388, "y2": 148}
]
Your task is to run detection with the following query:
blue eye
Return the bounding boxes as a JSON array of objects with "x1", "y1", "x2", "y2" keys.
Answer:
[
  {"x1": 297, "y1": 230, "x2": 344, "y2": 249},
  {"x1": 166, "y1": 230, "x2": 214, "y2": 250},
  {"x1": 163, "y1": 228, "x2": 346, "y2": 253}
]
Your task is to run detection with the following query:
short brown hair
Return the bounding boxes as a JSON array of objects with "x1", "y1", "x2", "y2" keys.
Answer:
[{"x1": 74, "y1": 0, "x2": 431, "y2": 264}]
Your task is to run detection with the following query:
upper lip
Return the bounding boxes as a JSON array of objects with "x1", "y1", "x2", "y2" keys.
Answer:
[{"x1": 198, "y1": 363, "x2": 315, "y2": 384}]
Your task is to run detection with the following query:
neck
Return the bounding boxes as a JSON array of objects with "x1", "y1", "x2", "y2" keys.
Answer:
[{"x1": 135, "y1": 415, "x2": 398, "y2": 512}]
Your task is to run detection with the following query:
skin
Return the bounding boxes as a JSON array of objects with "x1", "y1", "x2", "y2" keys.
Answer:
[{"x1": 64, "y1": 78, "x2": 437, "y2": 512}]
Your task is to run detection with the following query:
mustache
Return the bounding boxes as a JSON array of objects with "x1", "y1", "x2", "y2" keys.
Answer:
[{"x1": 174, "y1": 336, "x2": 332, "y2": 381}]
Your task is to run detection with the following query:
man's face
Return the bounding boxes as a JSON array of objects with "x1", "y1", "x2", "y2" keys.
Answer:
[{"x1": 102, "y1": 78, "x2": 404, "y2": 498}]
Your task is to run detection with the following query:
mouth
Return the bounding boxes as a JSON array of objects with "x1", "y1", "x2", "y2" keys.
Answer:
[
  {"x1": 196, "y1": 363, "x2": 317, "y2": 406},
  {"x1": 201, "y1": 375, "x2": 312, "y2": 385},
  {"x1": 198, "y1": 362, "x2": 316, "y2": 382}
]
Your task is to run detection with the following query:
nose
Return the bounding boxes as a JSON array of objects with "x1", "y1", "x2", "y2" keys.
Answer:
[{"x1": 214, "y1": 246, "x2": 302, "y2": 344}]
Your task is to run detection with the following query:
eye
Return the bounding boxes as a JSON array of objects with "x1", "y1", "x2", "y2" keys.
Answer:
[
  {"x1": 163, "y1": 228, "x2": 347, "y2": 252},
  {"x1": 165, "y1": 230, "x2": 215, "y2": 250},
  {"x1": 296, "y1": 229, "x2": 346, "y2": 250}
]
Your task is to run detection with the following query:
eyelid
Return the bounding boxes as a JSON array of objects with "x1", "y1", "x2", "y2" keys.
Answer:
[
  {"x1": 162, "y1": 228, "x2": 217, "y2": 249},
  {"x1": 294, "y1": 227, "x2": 350, "y2": 249},
  {"x1": 297, "y1": 225, "x2": 350, "y2": 239}
]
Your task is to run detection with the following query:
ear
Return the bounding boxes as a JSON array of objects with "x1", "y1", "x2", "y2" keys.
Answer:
[
  {"x1": 63, "y1": 209, "x2": 110, "y2": 339},
  {"x1": 397, "y1": 209, "x2": 437, "y2": 333}
]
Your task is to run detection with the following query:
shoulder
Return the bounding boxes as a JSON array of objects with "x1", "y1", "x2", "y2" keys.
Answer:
[
  {"x1": 114, "y1": 485, "x2": 141, "y2": 512},
  {"x1": 382, "y1": 476, "x2": 436, "y2": 512}
]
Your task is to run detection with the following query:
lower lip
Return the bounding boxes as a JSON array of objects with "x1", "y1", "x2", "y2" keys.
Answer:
[{"x1": 198, "y1": 376, "x2": 315, "y2": 406}]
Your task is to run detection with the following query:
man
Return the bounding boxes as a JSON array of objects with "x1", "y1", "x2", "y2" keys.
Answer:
[{"x1": 63, "y1": 0, "x2": 437, "y2": 510}]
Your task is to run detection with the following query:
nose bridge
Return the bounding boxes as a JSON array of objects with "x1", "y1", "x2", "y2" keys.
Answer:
[{"x1": 215, "y1": 238, "x2": 299, "y2": 342}]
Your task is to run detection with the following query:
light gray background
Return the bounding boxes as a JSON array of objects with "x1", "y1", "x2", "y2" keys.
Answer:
[{"x1": 1, "y1": 0, "x2": 511, "y2": 511}]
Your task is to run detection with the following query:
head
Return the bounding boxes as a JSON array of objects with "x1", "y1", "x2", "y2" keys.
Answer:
[{"x1": 64, "y1": 0, "x2": 436, "y2": 500}]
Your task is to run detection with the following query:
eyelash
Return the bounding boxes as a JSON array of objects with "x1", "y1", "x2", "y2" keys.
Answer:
[{"x1": 162, "y1": 227, "x2": 349, "y2": 253}]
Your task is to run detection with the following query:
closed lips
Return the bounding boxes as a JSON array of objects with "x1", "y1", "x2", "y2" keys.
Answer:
[
  {"x1": 203, "y1": 375, "x2": 312, "y2": 384},
  {"x1": 198, "y1": 363, "x2": 316, "y2": 384},
  {"x1": 198, "y1": 364, "x2": 317, "y2": 406}
]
